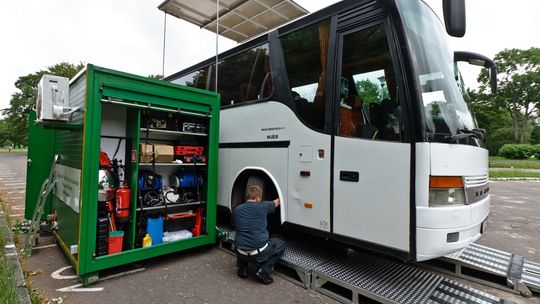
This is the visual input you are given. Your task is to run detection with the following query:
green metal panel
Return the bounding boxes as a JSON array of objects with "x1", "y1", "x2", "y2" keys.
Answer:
[
  {"x1": 126, "y1": 109, "x2": 140, "y2": 249},
  {"x1": 52, "y1": 196, "x2": 80, "y2": 249},
  {"x1": 49, "y1": 72, "x2": 87, "y2": 269},
  {"x1": 78, "y1": 65, "x2": 99, "y2": 275},
  {"x1": 25, "y1": 112, "x2": 55, "y2": 219},
  {"x1": 40, "y1": 64, "x2": 220, "y2": 279}
]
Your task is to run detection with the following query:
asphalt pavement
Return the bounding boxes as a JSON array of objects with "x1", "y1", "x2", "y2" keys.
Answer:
[
  {"x1": 1, "y1": 152, "x2": 539, "y2": 303},
  {"x1": 0, "y1": 152, "x2": 336, "y2": 304},
  {"x1": 477, "y1": 179, "x2": 540, "y2": 262},
  {"x1": 0, "y1": 151, "x2": 27, "y2": 220}
]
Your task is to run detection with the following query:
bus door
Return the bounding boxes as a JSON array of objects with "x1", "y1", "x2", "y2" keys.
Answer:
[{"x1": 332, "y1": 20, "x2": 411, "y2": 252}]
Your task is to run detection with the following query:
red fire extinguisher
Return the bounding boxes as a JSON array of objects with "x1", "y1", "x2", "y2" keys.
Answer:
[{"x1": 115, "y1": 182, "x2": 131, "y2": 222}]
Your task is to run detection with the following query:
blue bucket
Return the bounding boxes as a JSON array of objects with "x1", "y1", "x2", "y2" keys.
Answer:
[{"x1": 146, "y1": 215, "x2": 163, "y2": 245}]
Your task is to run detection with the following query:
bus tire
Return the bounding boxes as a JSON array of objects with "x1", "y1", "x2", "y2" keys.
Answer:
[
  {"x1": 245, "y1": 175, "x2": 265, "y2": 199},
  {"x1": 230, "y1": 173, "x2": 266, "y2": 225}
]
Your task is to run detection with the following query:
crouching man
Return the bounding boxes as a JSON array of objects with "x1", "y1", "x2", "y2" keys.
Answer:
[{"x1": 234, "y1": 185, "x2": 285, "y2": 284}]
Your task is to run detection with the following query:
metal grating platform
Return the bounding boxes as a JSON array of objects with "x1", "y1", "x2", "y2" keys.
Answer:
[
  {"x1": 312, "y1": 254, "x2": 511, "y2": 304},
  {"x1": 438, "y1": 243, "x2": 540, "y2": 297},
  {"x1": 280, "y1": 241, "x2": 336, "y2": 270},
  {"x1": 217, "y1": 228, "x2": 517, "y2": 303},
  {"x1": 309, "y1": 251, "x2": 511, "y2": 304},
  {"x1": 312, "y1": 253, "x2": 441, "y2": 304},
  {"x1": 278, "y1": 241, "x2": 336, "y2": 288}
]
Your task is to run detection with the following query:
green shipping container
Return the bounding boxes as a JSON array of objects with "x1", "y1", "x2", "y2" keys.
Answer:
[{"x1": 26, "y1": 64, "x2": 220, "y2": 285}]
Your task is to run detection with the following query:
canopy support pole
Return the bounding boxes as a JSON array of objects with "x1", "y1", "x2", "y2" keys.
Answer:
[
  {"x1": 162, "y1": 12, "x2": 167, "y2": 77},
  {"x1": 215, "y1": 0, "x2": 220, "y2": 92}
]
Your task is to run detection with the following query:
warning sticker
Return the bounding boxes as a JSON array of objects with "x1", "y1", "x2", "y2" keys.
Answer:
[{"x1": 53, "y1": 164, "x2": 81, "y2": 213}]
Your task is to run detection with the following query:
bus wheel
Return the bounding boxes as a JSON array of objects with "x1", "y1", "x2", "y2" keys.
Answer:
[
  {"x1": 230, "y1": 173, "x2": 266, "y2": 225},
  {"x1": 245, "y1": 175, "x2": 265, "y2": 199},
  {"x1": 246, "y1": 175, "x2": 281, "y2": 235}
]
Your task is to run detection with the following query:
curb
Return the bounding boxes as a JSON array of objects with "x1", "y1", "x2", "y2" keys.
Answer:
[{"x1": 0, "y1": 209, "x2": 32, "y2": 304}]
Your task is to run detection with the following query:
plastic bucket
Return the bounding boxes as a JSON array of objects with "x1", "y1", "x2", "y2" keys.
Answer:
[
  {"x1": 108, "y1": 231, "x2": 124, "y2": 255},
  {"x1": 147, "y1": 215, "x2": 164, "y2": 245}
]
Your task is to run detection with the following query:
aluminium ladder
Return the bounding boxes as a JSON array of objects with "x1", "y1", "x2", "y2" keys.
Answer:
[{"x1": 24, "y1": 154, "x2": 59, "y2": 256}]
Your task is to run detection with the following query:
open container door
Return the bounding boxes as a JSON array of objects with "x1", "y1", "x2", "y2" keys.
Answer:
[{"x1": 25, "y1": 111, "x2": 55, "y2": 220}]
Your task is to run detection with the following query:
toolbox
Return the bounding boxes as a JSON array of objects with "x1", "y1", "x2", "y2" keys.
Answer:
[{"x1": 174, "y1": 145, "x2": 204, "y2": 156}]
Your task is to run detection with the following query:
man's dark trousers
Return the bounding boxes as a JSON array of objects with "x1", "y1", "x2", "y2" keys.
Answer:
[{"x1": 236, "y1": 237, "x2": 286, "y2": 274}]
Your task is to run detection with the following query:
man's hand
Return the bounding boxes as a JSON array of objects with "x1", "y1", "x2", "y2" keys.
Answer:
[{"x1": 273, "y1": 198, "x2": 280, "y2": 207}]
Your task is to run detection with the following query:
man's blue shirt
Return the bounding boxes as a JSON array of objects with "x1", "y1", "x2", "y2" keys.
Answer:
[{"x1": 234, "y1": 201, "x2": 275, "y2": 249}]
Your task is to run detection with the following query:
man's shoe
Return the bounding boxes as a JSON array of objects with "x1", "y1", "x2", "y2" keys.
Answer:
[
  {"x1": 256, "y1": 269, "x2": 273, "y2": 285},
  {"x1": 237, "y1": 264, "x2": 248, "y2": 278}
]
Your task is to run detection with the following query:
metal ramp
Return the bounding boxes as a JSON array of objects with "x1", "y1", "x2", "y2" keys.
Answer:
[
  {"x1": 217, "y1": 230, "x2": 515, "y2": 304},
  {"x1": 428, "y1": 243, "x2": 540, "y2": 298}
]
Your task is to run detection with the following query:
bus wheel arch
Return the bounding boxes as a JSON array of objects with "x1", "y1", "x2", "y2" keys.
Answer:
[
  {"x1": 230, "y1": 168, "x2": 279, "y2": 209},
  {"x1": 230, "y1": 167, "x2": 284, "y2": 226}
]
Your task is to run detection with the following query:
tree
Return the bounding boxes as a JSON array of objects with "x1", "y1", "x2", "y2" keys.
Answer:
[
  {"x1": 476, "y1": 48, "x2": 540, "y2": 143},
  {"x1": 0, "y1": 119, "x2": 11, "y2": 147},
  {"x1": 355, "y1": 79, "x2": 381, "y2": 104},
  {"x1": 1, "y1": 62, "x2": 84, "y2": 146},
  {"x1": 468, "y1": 89, "x2": 513, "y2": 154},
  {"x1": 148, "y1": 74, "x2": 163, "y2": 80}
]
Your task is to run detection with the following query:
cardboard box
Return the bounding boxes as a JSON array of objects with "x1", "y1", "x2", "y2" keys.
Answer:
[
  {"x1": 140, "y1": 144, "x2": 174, "y2": 163},
  {"x1": 140, "y1": 144, "x2": 154, "y2": 163}
]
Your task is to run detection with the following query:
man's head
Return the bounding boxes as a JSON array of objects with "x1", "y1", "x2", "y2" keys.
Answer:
[{"x1": 246, "y1": 185, "x2": 262, "y2": 202}]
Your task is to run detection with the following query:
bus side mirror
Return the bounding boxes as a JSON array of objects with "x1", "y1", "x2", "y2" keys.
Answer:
[
  {"x1": 454, "y1": 51, "x2": 497, "y2": 93},
  {"x1": 443, "y1": 0, "x2": 466, "y2": 37}
]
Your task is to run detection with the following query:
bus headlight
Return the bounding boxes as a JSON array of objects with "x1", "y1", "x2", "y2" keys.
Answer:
[
  {"x1": 429, "y1": 188, "x2": 466, "y2": 206},
  {"x1": 428, "y1": 176, "x2": 466, "y2": 207}
]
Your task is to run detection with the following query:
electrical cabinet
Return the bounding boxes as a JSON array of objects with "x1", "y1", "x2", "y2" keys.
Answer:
[{"x1": 26, "y1": 64, "x2": 219, "y2": 285}]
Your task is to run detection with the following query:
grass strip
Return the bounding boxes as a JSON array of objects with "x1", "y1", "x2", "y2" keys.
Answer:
[
  {"x1": 0, "y1": 217, "x2": 19, "y2": 304},
  {"x1": 489, "y1": 156, "x2": 540, "y2": 169},
  {"x1": 0, "y1": 149, "x2": 28, "y2": 153},
  {"x1": 489, "y1": 170, "x2": 540, "y2": 179}
]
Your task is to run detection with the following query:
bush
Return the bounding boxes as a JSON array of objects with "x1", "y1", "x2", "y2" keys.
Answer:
[
  {"x1": 485, "y1": 127, "x2": 514, "y2": 156},
  {"x1": 531, "y1": 126, "x2": 540, "y2": 144},
  {"x1": 498, "y1": 144, "x2": 534, "y2": 159},
  {"x1": 533, "y1": 144, "x2": 540, "y2": 159}
]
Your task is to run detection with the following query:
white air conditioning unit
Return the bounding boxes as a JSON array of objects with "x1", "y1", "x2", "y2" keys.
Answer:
[{"x1": 36, "y1": 74, "x2": 73, "y2": 122}]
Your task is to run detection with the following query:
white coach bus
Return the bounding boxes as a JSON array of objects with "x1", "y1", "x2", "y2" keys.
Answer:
[{"x1": 166, "y1": 0, "x2": 496, "y2": 261}]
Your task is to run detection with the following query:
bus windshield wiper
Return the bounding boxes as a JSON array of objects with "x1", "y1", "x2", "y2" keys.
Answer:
[{"x1": 444, "y1": 128, "x2": 485, "y2": 142}]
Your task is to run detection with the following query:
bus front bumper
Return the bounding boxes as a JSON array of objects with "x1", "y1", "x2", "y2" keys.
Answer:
[{"x1": 415, "y1": 195, "x2": 490, "y2": 261}]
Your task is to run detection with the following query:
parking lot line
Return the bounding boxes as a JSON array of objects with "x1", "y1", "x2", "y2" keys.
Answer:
[{"x1": 4, "y1": 182, "x2": 26, "y2": 186}]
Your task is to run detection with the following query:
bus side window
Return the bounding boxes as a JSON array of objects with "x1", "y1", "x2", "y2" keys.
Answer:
[
  {"x1": 338, "y1": 24, "x2": 402, "y2": 142},
  {"x1": 171, "y1": 68, "x2": 209, "y2": 90},
  {"x1": 210, "y1": 44, "x2": 271, "y2": 107},
  {"x1": 281, "y1": 19, "x2": 330, "y2": 131}
]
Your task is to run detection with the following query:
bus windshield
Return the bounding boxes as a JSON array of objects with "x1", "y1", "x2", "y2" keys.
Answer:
[{"x1": 397, "y1": 0, "x2": 483, "y2": 146}]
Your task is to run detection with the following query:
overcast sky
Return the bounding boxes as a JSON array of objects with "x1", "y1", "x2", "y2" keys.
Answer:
[{"x1": 1, "y1": 0, "x2": 539, "y2": 113}]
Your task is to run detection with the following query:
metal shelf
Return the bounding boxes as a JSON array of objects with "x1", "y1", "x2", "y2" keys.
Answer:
[
  {"x1": 136, "y1": 201, "x2": 205, "y2": 212},
  {"x1": 140, "y1": 128, "x2": 207, "y2": 137}
]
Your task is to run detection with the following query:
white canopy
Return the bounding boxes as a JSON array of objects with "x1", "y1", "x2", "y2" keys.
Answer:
[{"x1": 158, "y1": 0, "x2": 308, "y2": 43}]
